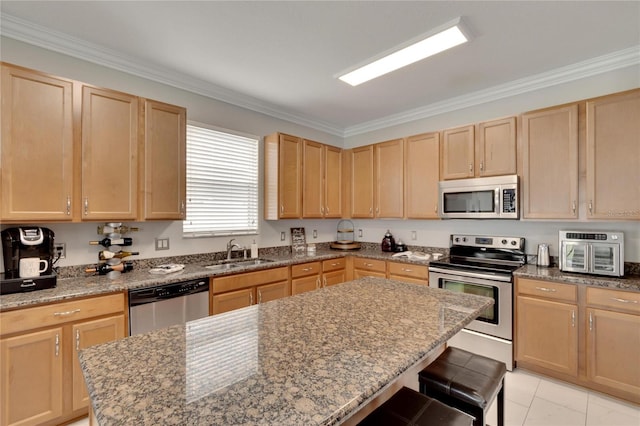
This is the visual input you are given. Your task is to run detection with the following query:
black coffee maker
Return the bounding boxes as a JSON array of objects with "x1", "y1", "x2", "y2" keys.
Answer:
[{"x1": 1, "y1": 227, "x2": 57, "y2": 293}]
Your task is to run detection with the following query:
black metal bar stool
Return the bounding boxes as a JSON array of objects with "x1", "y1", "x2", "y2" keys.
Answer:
[
  {"x1": 418, "y1": 347, "x2": 506, "y2": 426},
  {"x1": 358, "y1": 386, "x2": 474, "y2": 426}
]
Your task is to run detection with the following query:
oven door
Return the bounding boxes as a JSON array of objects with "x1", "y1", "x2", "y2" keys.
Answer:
[{"x1": 429, "y1": 267, "x2": 512, "y2": 340}]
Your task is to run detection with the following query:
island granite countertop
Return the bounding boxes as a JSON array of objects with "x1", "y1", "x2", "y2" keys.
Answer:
[{"x1": 79, "y1": 277, "x2": 493, "y2": 426}]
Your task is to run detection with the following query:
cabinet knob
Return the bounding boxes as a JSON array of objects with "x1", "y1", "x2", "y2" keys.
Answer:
[
  {"x1": 479, "y1": 161, "x2": 484, "y2": 172},
  {"x1": 469, "y1": 163, "x2": 473, "y2": 173},
  {"x1": 589, "y1": 200, "x2": 593, "y2": 214}
]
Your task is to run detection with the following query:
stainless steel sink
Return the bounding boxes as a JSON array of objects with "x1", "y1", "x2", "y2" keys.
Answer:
[{"x1": 204, "y1": 258, "x2": 274, "y2": 270}]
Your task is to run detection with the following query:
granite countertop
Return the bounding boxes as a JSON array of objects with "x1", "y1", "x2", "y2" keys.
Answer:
[
  {"x1": 79, "y1": 277, "x2": 493, "y2": 426},
  {"x1": 0, "y1": 248, "x2": 442, "y2": 311},
  {"x1": 514, "y1": 264, "x2": 640, "y2": 292},
  {"x1": 2, "y1": 247, "x2": 638, "y2": 311}
]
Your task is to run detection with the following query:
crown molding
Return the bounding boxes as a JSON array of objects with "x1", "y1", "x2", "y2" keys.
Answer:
[
  {"x1": 0, "y1": 14, "x2": 344, "y2": 136},
  {"x1": 2, "y1": 13, "x2": 638, "y2": 139},
  {"x1": 343, "y1": 46, "x2": 640, "y2": 137}
]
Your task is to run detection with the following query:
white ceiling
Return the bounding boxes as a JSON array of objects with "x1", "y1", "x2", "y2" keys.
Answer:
[{"x1": 2, "y1": 1, "x2": 639, "y2": 136}]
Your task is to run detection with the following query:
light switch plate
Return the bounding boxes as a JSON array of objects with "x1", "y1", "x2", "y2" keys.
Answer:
[
  {"x1": 280, "y1": 231, "x2": 286, "y2": 241},
  {"x1": 155, "y1": 238, "x2": 170, "y2": 250}
]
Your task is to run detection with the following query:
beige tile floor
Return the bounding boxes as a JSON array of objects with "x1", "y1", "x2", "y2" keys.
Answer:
[{"x1": 70, "y1": 368, "x2": 639, "y2": 426}]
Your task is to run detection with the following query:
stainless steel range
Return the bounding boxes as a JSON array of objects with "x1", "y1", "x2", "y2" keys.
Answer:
[{"x1": 428, "y1": 234, "x2": 526, "y2": 370}]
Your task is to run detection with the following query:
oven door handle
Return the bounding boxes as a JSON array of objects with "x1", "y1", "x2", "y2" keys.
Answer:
[{"x1": 428, "y1": 266, "x2": 512, "y2": 282}]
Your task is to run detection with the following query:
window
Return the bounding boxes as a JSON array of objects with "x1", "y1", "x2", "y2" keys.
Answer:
[{"x1": 183, "y1": 123, "x2": 259, "y2": 237}]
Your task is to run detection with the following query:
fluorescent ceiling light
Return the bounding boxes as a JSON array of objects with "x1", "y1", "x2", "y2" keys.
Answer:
[{"x1": 338, "y1": 18, "x2": 470, "y2": 86}]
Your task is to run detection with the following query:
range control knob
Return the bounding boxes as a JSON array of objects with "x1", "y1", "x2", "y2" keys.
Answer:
[
  {"x1": 511, "y1": 240, "x2": 517, "y2": 246},
  {"x1": 501, "y1": 239, "x2": 508, "y2": 245}
]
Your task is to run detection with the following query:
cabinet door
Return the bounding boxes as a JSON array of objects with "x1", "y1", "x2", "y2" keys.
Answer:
[
  {"x1": 278, "y1": 134, "x2": 302, "y2": 218},
  {"x1": 1, "y1": 328, "x2": 64, "y2": 426},
  {"x1": 586, "y1": 308, "x2": 640, "y2": 397},
  {"x1": 405, "y1": 132, "x2": 440, "y2": 219},
  {"x1": 324, "y1": 145, "x2": 343, "y2": 218},
  {"x1": 477, "y1": 117, "x2": 516, "y2": 177},
  {"x1": 375, "y1": 139, "x2": 404, "y2": 218},
  {"x1": 0, "y1": 65, "x2": 74, "y2": 221},
  {"x1": 351, "y1": 145, "x2": 374, "y2": 218},
  {"x1": 520, "y1": 104, "x2": 579, "y2": 219},
  {"x1": 212, "y1": 288, "x2": 254, "y2": 315},
  {"x1": 257, "y1": 281, "x2": 289, "y2": 304},
  {"x1": 441, "y1": 125, "x2": 475, "y2": 180},
  {"x1": 586, "y1": 90, "x2": 640, "y2": 219},
  {"x1": 291, "y1": 275, "x2": 320, "y2": 295},
  {"x1": 323, "y1": 269, "x2": 346, "y2": 287},
  {"x1": 302, "y1": 140, "x2": 323, "y2": 218},
  {"x1": 141, "y1": 99, "x2": 186, "y2": 220},
  {"x1": 82, "y1": 86, "x2": 138, "y2": 220},
  {"x1": 515, "y1": 295, "x2": 578, "y2": 376},
  {"x1": 72, "y1": 315, "x2": 126, "y2": 411}
]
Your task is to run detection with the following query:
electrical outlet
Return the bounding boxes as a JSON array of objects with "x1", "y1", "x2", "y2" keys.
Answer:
[
  {"x1": 155, "y1": 238, "x2": 170, "y2": 251},
  {"x1": 54, "y1": 243, "x2": 66, "y2": 259},
  {"x1": 280, "y1": 231, "x2": 286, "y2": 241},
  {"x1": 411, "y1": 231, "x2": 417, "y2": 240},
  {"x1": 358, "y1": 229, "x2": 363, "y2": 238},
  {"x1": 313, "y1": 229, "x2": 317, "y2": 239}
]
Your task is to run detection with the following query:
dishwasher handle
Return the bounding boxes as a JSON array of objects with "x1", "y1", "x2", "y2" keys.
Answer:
[{"x1": 129, "y1": 279, "x2": 209, "y2": 307}]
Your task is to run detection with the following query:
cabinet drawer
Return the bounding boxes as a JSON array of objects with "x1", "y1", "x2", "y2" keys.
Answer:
[
  {"x1": 322, "y1": 258, "x2": 345, "y2": 272},
  {"x1": 587, "y1": 287, "x2": 640, "y2": 314},
  {"x1": 387, "y1": 261, "x2": 428, "y2": 279},
  {"x1": 517, "y1": 278, "x2": 577, "y2": 302},
  {"x1": 212, "y1": 267, "x2": 288, "y2": 294},
  {"x1": 0, "y1": 293, "x2": 125, "y2": 336},
  {"x1": 291, "y1": 262, "x2": 321, "y2": 278},
  {"x1": 353, "y1": 257, "x2": 386, "y2": 273}
]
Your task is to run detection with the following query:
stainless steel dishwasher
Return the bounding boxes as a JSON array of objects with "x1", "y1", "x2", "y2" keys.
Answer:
[{"x1": 128, "y1": 278, "x2": 209, "y2": 336}]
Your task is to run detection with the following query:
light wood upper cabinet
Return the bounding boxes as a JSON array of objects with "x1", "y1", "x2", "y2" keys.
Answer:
[
  {"x1": 520, "y1": 104, "x2": 579, "y2": 219},
  {"x1": 81, "y1": 85, "x2": 139, "y2": 220},
  {"x1": 375, "y1": 139, "x2": 404, "y2": 218},
  {"x1": 350, "y1": 140, "x2": 404, "y2": 219},
  {"x1": 0, "y1": 64, "x2": 74, "y2": 221},
  {"x1": 140, "y1": 99, "x2": 186, "y2": 220},
  {"x1": 586, "y1": 89, "x2": 640, "y2": 220},
  {"x1": 351, "y1": 145, "x2": 375, "y2": 218},
  {"x1": 405, "y1": 132, "x2": 440, "y2": 219},
  {"x1": 441, "y1": 118, "x2": 517, "y2": 180},
  {"x1": 302, "y1": 140, "x2": 342, "y2": 218},
  {"x1": 441, "y1": 124, "x2": 475, "y2": 180},
  {"x1": 477, "y1": 117, "x2": 517, "y2": 177},
  {"x1": 264, "y1": 133, "x2": 302, "y2": 219}
]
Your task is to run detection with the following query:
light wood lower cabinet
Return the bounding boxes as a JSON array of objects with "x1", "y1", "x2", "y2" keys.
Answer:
[
  {"x1": 322, "y1": 258, "x2": 346, "y2": 287},
  {"x1": 0, "y1": 293, "x2": 126, "y2": 426},
  {"x1": 211, "y1": 267, "x2": 289, "y2": 315},
  {"x1": 291, "y1": 261, "x2": 322, "y2": 295},
  {"x1": 352, "y1": 257, "x2": 386, "y2": 279},
  {"x1": 516, "y1": 278, "x2": 640, "y2": 404},
  {"x1": 387, "y1": 261, "x2": 429, "y2": 285}
]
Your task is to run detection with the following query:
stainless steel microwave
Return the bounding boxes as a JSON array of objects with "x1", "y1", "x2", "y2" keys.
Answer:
[
  {"x1": 439, "y1": 175, "x2": 519, "y2": 219},
  {"x1": 559, "y1": 230, "x2": 624, "y2": 277}
]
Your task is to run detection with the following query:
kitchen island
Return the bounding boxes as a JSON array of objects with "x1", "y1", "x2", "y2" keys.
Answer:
[{"x1": 79, "y1": 277, "x2": 492, "y2": 425}]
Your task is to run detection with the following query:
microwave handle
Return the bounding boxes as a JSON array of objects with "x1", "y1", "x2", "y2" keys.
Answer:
[
  {"x1": 586, "y1": 243, "x2": 592, "y2": 273},
  {"x1": 495, "y1": 188, "x2": 500, "y2": 213}
]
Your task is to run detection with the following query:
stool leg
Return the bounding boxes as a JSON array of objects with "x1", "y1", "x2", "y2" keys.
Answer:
[{"x1": 497, "y1": 379, "x2": 505, "y2": 426}]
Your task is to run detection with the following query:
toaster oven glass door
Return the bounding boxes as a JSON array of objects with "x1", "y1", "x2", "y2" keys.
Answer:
[
  {"x1": 591, "y1": 243, "x2": 620, "y2": 274},
  {"x1": 561, "y1": 242, "x2": 588, "y2": 273}
]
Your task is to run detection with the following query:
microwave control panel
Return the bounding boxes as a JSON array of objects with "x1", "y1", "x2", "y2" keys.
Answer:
[{"x1": 502, "y1": 188, "x2": 517, "y2": 213}]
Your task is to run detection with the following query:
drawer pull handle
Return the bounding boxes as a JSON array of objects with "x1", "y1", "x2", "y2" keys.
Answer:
[
  {"x1": 589, "y1": 311, "x2": 593, "y2": 331},
  {"x1": 257, "y1": 290, "x2": 262, "y2": 304},
  {"x1": 611, "y1": 297, "x2": 638, "y2": 304},
  {"x1": 402, "y1": 268, "x2": 413, "y2": 272},
  {"x1": 535, "y1": 286, "x2": 556, "y2": 293},
  {"x1": 571, "y1": 310, "x2": 575, "y2": 327},
  {"x1": 364, "y1": 263, "x2": 373, "y2": 267},
  {"x1": 250, "y1": 293, "x2": 254, "y2": 305},
  {"x1": 302, "y1": 267, "x2": 312, "y2": 272},
  {"x1": 55, "y1": 333, "x2": 60, "y2": 357},
  {"x1": 54, "y1": 308, "x2": 81, "y2": 317},
  {"x1": 76, "y1": 329, "x2": 80, "y2": 351},
  {"x1": 331, "y1": 263, "x2": 339, "y2": 266}
]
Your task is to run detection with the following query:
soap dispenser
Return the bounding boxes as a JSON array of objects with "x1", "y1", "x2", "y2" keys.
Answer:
[{"x1": 381, "y1": 230, "x2": 396, "y2": 252}]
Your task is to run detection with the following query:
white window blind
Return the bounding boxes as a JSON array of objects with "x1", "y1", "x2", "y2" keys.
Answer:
[{"x1": 183, "y1": 123, "x2": 258, "y2": 237}]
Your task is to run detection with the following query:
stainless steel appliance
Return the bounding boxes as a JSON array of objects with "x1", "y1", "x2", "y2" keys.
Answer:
[
  {"x1": 559, "y1": 230, "x2": 624, "y2": 277},
  {"x1": 129, "y1": 279, "x2": 209, "y2": 335},
  {"x1": 429, "y1": 234, "x2": 526, "y2": 370},
  {"x1": 1, "y1": 227, "x2": 57, "y2": 294},
  {"x1": 536, "y1": 243, "x2": 550, "y2": 266},
  {"x1": 439, "y1": 175, "x2": 519, "y2": 219}
]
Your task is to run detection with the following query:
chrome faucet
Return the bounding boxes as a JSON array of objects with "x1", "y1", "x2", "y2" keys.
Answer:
[{"x1": 226, "y1": 238, "x2": 241, "y2": 260}]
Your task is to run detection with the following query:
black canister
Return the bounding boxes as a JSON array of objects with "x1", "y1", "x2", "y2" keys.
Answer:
[{"x1": 381, "y1": 230, "x2": 396, "y2": 252}]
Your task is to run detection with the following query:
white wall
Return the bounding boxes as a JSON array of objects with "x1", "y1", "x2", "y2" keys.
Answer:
[{"x1": 1, "y1": 37, "x2": 638, "y2": 268}]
